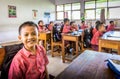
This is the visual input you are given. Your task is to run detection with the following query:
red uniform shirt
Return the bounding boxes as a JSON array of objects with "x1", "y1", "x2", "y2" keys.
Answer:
[
  {"x1": 62, "y1": 25, "x2": 71, "y2": 33},
  {"x1": 70, "y1": 26, "x2": 78, "y2": 31},
  {"x1": 81, "y1": 24, "x2": 87, "y2": 29},
  {"x1": 91, "y1": 31, "x2": 103, "y2": 45},
  {"x1": 92, "y1": 28, "x2": 97, "y2": 35},
  {"x1": 8, "y1": 45, "x2": 49, "y2": 79},
  {"x1": 38, "y1": 25, "x2": 48, "y2": 32},
  {"x1": 107, "y1": 24, "x2": 115, "y2": 31}
]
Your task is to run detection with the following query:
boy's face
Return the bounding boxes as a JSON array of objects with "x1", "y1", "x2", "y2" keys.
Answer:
[
  {"x1": 100, "y1": 24, "x2": 105, "y2": 32},
  {"x1": 111, "y1": 22, "x2": 114, "y2": 26},
  {"x1": 65, "y1": 21, "x2": 70, "y2": 26},
  {"x1": 18, "y1": 26, "x2": 38, "y2": 49},
  {"x1": 39, "y1": 22, "x2": 43, "y2": 26}
]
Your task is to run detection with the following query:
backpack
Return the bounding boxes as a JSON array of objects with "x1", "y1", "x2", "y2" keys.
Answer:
[
  {"x1": 52, "y1": 25, "x2": 62, "y2": 42},
  {"x1": 1, "y1": 43, "x2": 23, "y2": 79},
  {"x1": 83, "y1": 27, "x2": 93, "y2": 48}
]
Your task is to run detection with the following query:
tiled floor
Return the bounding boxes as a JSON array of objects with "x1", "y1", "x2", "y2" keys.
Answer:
[{"x1": 47, "y1": 52, "x2": 70, "y2": 77}]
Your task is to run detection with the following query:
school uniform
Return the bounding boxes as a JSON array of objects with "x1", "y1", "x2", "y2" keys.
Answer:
[
  {"x1": 106, "y1": 24, "x2": 115, "y2": 31},
  {"x1": 8, "y1": 45, "x2": 49, "y2": 79},
  {"x1": 92, "y1": 28, "x2": 97, "y2": 35},
  {"x1": 38, "y1": 25, "x2": 48, "y2": 32},
  {"x1": 81, "y1": 24, "x2": 87, "y2": 29},
  {"x1": 62, "y1": 25, "x2": 71, "y2": 33},
  {"x1": 70, "y1": 26, "x2": 78, "y2": 31},
  {"x1": 91, "y1": 31, "x2": 103, "y2": 51}
]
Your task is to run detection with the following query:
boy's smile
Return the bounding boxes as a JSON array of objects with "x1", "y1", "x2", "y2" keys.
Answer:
[{"x1": 18, "y1": 25, "x2": 39, "y2": 52}]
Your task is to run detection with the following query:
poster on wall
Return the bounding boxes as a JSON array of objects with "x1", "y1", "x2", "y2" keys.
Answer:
[
  {"x1": 44, "y1": 12, "x2": 50, "y2": 24},
  {"x1": 32, "y1": 10, "x2": 38, "y2": 19},
  {"x1": 8, "y1": 5, "x2": 16, "y2": 18}
]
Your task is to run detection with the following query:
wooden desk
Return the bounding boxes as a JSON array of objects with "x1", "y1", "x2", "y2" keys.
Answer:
[
  {"x1": 0, "y1": 47, "x2": 5, "y2": 69},
  {"x1": 62, "y1": 31, "x2": 83, "y2": 63},
  {"x1": 99, "y1": 31, "x2": 120, "y2": 54},
  {"x1": 38, "y1": 31, "x2": 51, "y2": 50},
  {"x1": 55, "y1": 50, "x2": 119, "y2": 79}
]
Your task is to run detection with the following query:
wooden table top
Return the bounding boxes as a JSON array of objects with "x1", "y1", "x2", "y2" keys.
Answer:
[{"x1": 55, "y1": 50, "x2": 120, "y2": 79}]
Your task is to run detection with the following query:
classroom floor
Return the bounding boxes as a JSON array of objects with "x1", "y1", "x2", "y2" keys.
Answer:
[{"x1": 47, "y1": 51, "x2": 70, "y2": 77}]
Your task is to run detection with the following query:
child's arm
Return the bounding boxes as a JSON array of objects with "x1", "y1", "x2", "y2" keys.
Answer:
[{"x1": 45, "y1": 66, "x2": 49, "y2": 79}]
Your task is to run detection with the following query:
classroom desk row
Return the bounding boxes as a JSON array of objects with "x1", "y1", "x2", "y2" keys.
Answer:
[
  {"x1": 99, "y1": 31, "x2": 120, "y2": 54},
  {"x1": 38, "y1": 30, "x2": 84, "y2": 62}
]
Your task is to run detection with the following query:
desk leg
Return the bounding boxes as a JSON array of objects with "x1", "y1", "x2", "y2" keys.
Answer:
[
  {"x1": 98, "y1": 40, "x2": 102, "y2": 52},
  {"x1": 76, "y1": 38, "x2": 78, "y2": 56},
  {"x1": 44, "y1": 40, "x2": 47, "y2": 51},
  {"x1": 62, "y1": 39, "x2": 65, "y2": 63}
]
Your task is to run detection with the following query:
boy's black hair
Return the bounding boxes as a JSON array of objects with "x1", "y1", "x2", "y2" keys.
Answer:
[
  {"x1": 70, "y1": 21, "x2": 75, "y2": 26},
  {"x1": 95, "y1": 20, "x2": 101, "y2": 25},
  {"x1": 81, "y1": 21, "x2": 85, "y2": 23},
  {"x1": 97, "y1": 22, "x2": 104, "y2": 30},
  {"x1": 50, "y1": 21, "x2": 53, "y2": 24},
  {"x1": 19, "y1": 21, "x2": 38, "y2": 35},
  {"x1": 110, "y1": 21, "x2": 114, "y2": 24},
  {"x1": 95, "y1": 20, "x2": 101, "y2": 30},
  {"x1": 63, "y1": 18, "x2": 70, "y2": 23},
  {"x1": 38, "y1": 20, "x2": 43, "y2": 24}
]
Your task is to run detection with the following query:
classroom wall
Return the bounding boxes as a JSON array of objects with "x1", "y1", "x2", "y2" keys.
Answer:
[{"x1": 0, "y1": 0, "x2": 55, "y2": 43}]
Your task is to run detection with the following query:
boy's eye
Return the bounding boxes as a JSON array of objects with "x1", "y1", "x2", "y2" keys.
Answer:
[
  {"x1": 31, "y1": 32, "x2": 36, "y2": 35},
  {"x1": 24, "y1": 34, "x2": 28, "y2": 36}
]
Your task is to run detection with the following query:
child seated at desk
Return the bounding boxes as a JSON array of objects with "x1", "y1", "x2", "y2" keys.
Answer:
[
  {"x1": 38, "y1": 20, "x2": 48, "y2": 32},
  {"x1": 91, "y1": 22, "x2": 106, "y2": 51},
  {"x1": 92, "y1": 20, "x2": 101, "y2": 35},
  {"x1": 62, "y1": 18, "x2": 71, "y2": 33},
  {"x1": 106, "y1": 21, "x2": 116, "y2": 32},
  {"x1": 8, "y1": 21, "x2": 49, "y2": 79},
  {"x1": 80, "y1": 21, "x2": 88, "y2": 30},
  {"x1": 70, "y1": 21, "x2": 78, "y2": 31},
  {"x1": 48, "y1": 21, "x2": 54, "y2": 31}
]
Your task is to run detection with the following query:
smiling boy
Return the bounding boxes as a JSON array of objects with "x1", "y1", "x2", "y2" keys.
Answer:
[{"x1": 8, "y1": 21, "x2": 49, "y2": 79}]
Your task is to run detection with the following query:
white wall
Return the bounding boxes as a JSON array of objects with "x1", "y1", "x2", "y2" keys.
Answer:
[{"x1": 0, "y1": 0, "x2": 55, "y2": 43}]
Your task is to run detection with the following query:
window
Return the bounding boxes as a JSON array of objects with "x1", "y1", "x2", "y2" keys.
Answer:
[
  {"x1": 56, "y1": 3, "x2": 81, "y2": 20},
  {"x1": 109, "y1": 8, "x2": 120, "y2": 19},
  {"x1": 96, "y1": 0, "x2": 107, "y2": 8},
  {"x1": 57, "y1": 5, "x2": 63, "y2": 11},
  {"x1": 85, "y1": 10, "x2": 95, "y2": 19},
  {"x1": 85, "y1": 0, "x2": 120, "y2": 19},
  {"x1": 72, "y1": 3, "x2": 80, "y2": 10},
  {"x1": 65, "y1": 4, "x2": 71, "y2": 11},
  {"x1": 85, "y1": 1, "x2": 95, "y2": 19},
  {"x1": 72, "y1": 11, "x2": 80, "y2": 19},
  {"x1": 108, "y1": 0, "x2": 120, "y2": 7},
  {"x1": 96, "y1": 8, "x2": 107, "y2": 19},
  {"x1": 85, "y1": 1, "x2": 95, "y2": 9},
  {"x1": 57, "y1": 12, "x2": 64, "y2": 20}
]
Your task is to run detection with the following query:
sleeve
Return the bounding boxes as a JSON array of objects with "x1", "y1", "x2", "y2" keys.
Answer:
[
  {"x1": 40, "y1": 46, "x2": 49, "y2": 66},
  {"x1": 94, "y1": 35, "x2": 99, "y2": 45},
  {"x1": 8, "y1": 58, "x2": 25, "y2": 79}
]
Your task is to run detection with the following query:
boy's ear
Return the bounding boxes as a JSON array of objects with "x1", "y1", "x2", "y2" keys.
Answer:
[{"x1": 18, "y1": 35, "x2": 22, "y2": 41}]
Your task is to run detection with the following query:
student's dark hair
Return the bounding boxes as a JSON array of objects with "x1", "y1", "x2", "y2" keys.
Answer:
[
  {"x1": 96, "y1": 22, "x2": 104, "y2": 30},
  {"x1": 38, "y1": 20, "x2": 43, "y2": 24},
  {"x1": 50, "y1": 21, "x2": 53, "y2": 24},
  {"x1": 110, "y1": 20, "x2": 114, "y2": 24},
  {"x1": 19, "y1": 21, "x2": 38, "y2": 35},
  {"x1": 70, "y1": 21, "x2": 75, "y2": 26},
  {"x1": 81, "y1": 21, "x2": 84, "y2": 23},
  {"x1": 95, "y1": 20, "x2": 101, "y2": 25},
  {"x1": 95, "y1": 20, "x2": 101, "y2": 30},
  {"x1": 63, "y1": 18, "x2": 69, "y2": 23}
]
